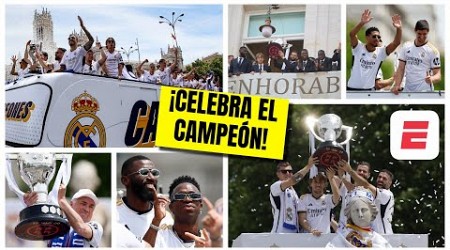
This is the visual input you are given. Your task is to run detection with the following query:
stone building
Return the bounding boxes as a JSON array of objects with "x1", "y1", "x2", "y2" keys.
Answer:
[
  {"x1": 160, "y1": 45, "x2": 183, "y2": 69},
  {"x1": 33, "y1": 8, "x2": 57, "y2": 61}
]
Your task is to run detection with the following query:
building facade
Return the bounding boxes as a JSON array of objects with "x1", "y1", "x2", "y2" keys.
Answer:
[
  {"x1": 33, "y1": 8, "x2": 57, "y2": 62},
  {"x1": 229, "y1": 5, "x2": 340, "y2": 62}
]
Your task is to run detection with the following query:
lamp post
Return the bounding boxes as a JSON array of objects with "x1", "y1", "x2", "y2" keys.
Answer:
[
  {"x1": 119, "y1": 46, "x2": 137, "y2": 62},
  {"x1": 135, "y1": 38, "x2": 141, "y2": 63},
  {"x1": 159, "y1": 12, "x2": 184, "y2": 50},
  {"x1": 259, "y1": 5, "x2": 277, "y2": 38}
]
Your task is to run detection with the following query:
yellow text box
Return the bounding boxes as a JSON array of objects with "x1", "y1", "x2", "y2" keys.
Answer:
[{"x1": 156, "y1": 87, "x2": 289, "y2": 159}]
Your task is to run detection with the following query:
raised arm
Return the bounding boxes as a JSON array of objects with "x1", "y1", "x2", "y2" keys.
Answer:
[
  {"x1": 23, "y1": 40, "x2": 33, "y2": 65},
  {"x1": 337, "y1": 160, "x2": 376, "y2": 196},
  {"x1": 386, "y1": 14, "x2": 402, "y2": 55},
  {"x1": 326, "y1": 168, "x2": 341, "y2": 205},
  {"x1": 98, "y1": 48, "x2": 107, "y2": 66},
  {"x1": 137, "y1": 59, "x2": 148, "y2": 77},
  {"x1": 349, "y1": 9, "x2": 373, "y2": 48},
  {"x1": 10, "y1": 55, "x2": 18, "y2": 75},
  {"x1": 280, "y1": 156, "x2": 318, "y2": 191},
  {"x1": 35, "y1": 50, "x2": 51, "y2": 73},
  {"x1": 58, "y1": 184, "x2": 93, "y2": 240},
  {"x1": 78, "y1": 16, "x2": 94, "y2": 51},
  {"x1": 142, "y1": 185, "x2": 167, "y2": 247}
]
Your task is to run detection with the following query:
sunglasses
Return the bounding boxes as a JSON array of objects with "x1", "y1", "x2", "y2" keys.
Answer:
[
  {"x1": 171, "y1": 193, "x2": 202, "y2": 201},
  {"x1": 279, "y1": 169, "x2": 293, "y2": 174},
  {"x1": 372, "y1": 35, "x2": 382, "y2": 40},
  {"x1": 127, "y1": 168, "x2": 160, "y2": 177}
]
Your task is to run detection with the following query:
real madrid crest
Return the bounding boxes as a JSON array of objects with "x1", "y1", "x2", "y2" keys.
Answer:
[
  {"x1": 64, "y1": 91, "x2": 106, "y2": 147},
  {"x1": 345, "y1": 230, "x2": 373, "y2": 247}
]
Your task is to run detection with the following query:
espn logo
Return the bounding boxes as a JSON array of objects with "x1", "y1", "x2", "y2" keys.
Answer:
[{"x1": 390, "y1": 111, "x2": 439, "y2": 160}]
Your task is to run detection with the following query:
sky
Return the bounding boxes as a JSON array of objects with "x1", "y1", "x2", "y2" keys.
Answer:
[{"x1": 5, "y1": 5, "x2": 223, "y2": 64}]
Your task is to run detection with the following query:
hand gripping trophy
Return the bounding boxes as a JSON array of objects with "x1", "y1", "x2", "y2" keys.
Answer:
[
  {"x1": 5, "y1": 153, "x2": 72, "y2": 240},
  {"x1": 306, "y1": 114, "x2": 353, "y2": 174}
]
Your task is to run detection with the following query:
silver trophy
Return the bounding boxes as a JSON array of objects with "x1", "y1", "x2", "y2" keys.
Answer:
[
  {"x1": 306, "y1": 114, "x2": 353, "y2": 171},
  {"x1": 5, "y1": 153, "x2": 72, "y2": 240}
]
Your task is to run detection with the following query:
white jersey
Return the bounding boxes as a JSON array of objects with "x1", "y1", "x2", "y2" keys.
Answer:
[
  {"x1": 298, "y1": 193, "x2": 336, "y2": 234},
  {"x1": 372, "y1": 188, "x2": 394, "y2": 234},
  {"x1": 52, "y1": 61, "x2": 61, "y2": 72},
  {"x1": 170, "y1": 74, "x2": 184, "y2": 87},
  {"x1": 115, "y1": 222, "x2": 147, "y2": 248},
  {"x1": 155, "y1": 67, "x2": 172, "y2": 85},
  {"x1": 140, "y1": 70, "x2": 158, "y2": 84},
  {"x1": 270, "y1": 181, "x2": 300, "y2": 233},
  {"x1": 104, "y1": 50, "x2": 124, "y2": 77},
  {"x1": 60, "y1": 46, "x2": 87, "y2": 73},
  {"x1": 48, "y1": 221, "x2": 103, "y2": 247},
  {"x1": 347, "y1": 41, "x2": 387, "y2": 89},
  {"x1": 399, "y1": 41, "x2": 441, "y2": 92},
  {"x1": 185, "y1": 79, "x2": 198, "y2": 88},
  {"x1": 155, "y1": 225, "x2": 195, "y2": 248},
  {"x1": 17, "y1": 67, "x2": 30, "y2": 79},
  {"x1": 116, "y1": 197, "x2": 174, "y2": 244},
  {"x1": 82, "y1": 61, "x2": 101, "y2": 75}
]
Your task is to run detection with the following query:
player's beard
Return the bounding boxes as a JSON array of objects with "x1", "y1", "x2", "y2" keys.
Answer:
[{"x1": 131, "y1": 180, "x2": 158, "y2": 202}]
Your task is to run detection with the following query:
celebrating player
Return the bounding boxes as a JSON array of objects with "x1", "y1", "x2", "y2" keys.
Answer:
[
  {"x1": 391, "y1": 19, "x2": 441, "y2": 94},
  {"x1": 298, "y1": 168, "x2": 340, "y2": 236},
  {"x1": 347, "y1": 9, "x2": 402, "y2": 90},
  {"x1": 337, "y1": 160, "x2": 395, "y2": 234},
  {"x1": 58, "y1": 16, "x2": 94, "y2": 73},
  {"x1": 116, "y1": 155, "x2": 172, "y2": 246},
  {"x1": 270, "y1": 156, "x2": 318, "y2": 233}
]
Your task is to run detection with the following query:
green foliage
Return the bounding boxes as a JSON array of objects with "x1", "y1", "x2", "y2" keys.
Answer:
[
  {"x1": 190, "y1": 57, "x2": 223, "y2": 80},
  {"x1": 229, "y1": 105, "x2": 444, "y2": 247}
]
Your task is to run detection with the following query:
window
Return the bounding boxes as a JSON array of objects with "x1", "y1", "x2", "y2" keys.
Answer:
[{"x1": 247, "y1": 12, "x2": 305, "y2": 38}]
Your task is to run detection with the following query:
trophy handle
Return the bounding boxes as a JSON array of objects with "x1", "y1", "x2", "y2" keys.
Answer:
[
  {"x1": 6, "y1": 155, "x2": 26, "y2": 207},
  {"x1": 308, "y1": 128, "x2": 326, "y2": 142},
  {"x1": 338, "y1": 126, "x2": 353, "y2": 145},
  {"x1": 48, "y1": 154, "x2": 73, "y2": 205}
]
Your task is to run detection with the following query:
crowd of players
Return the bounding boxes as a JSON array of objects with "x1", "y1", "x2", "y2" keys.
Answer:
[
  {"x1": 347, "y1": 9, "x2": 441, "y2": 93},
  {"x1": 9, "y1": 16, "x2": 222, "y2": 92},
  {"x1": 228, "y1": 44, "x2": 341, "y2": 76},
  {"x1": 270, "y1": 157, "x2": 394, "y2": 237}
]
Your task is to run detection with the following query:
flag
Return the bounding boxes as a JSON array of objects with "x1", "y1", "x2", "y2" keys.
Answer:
[{"x1": 171, "y1": 33, "x2": 177, "y2": 41}]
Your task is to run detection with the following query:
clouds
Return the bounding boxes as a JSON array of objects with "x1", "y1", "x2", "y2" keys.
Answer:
[{"x1": 5, "y1": 5, "x2": 223, "y2": 64}]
